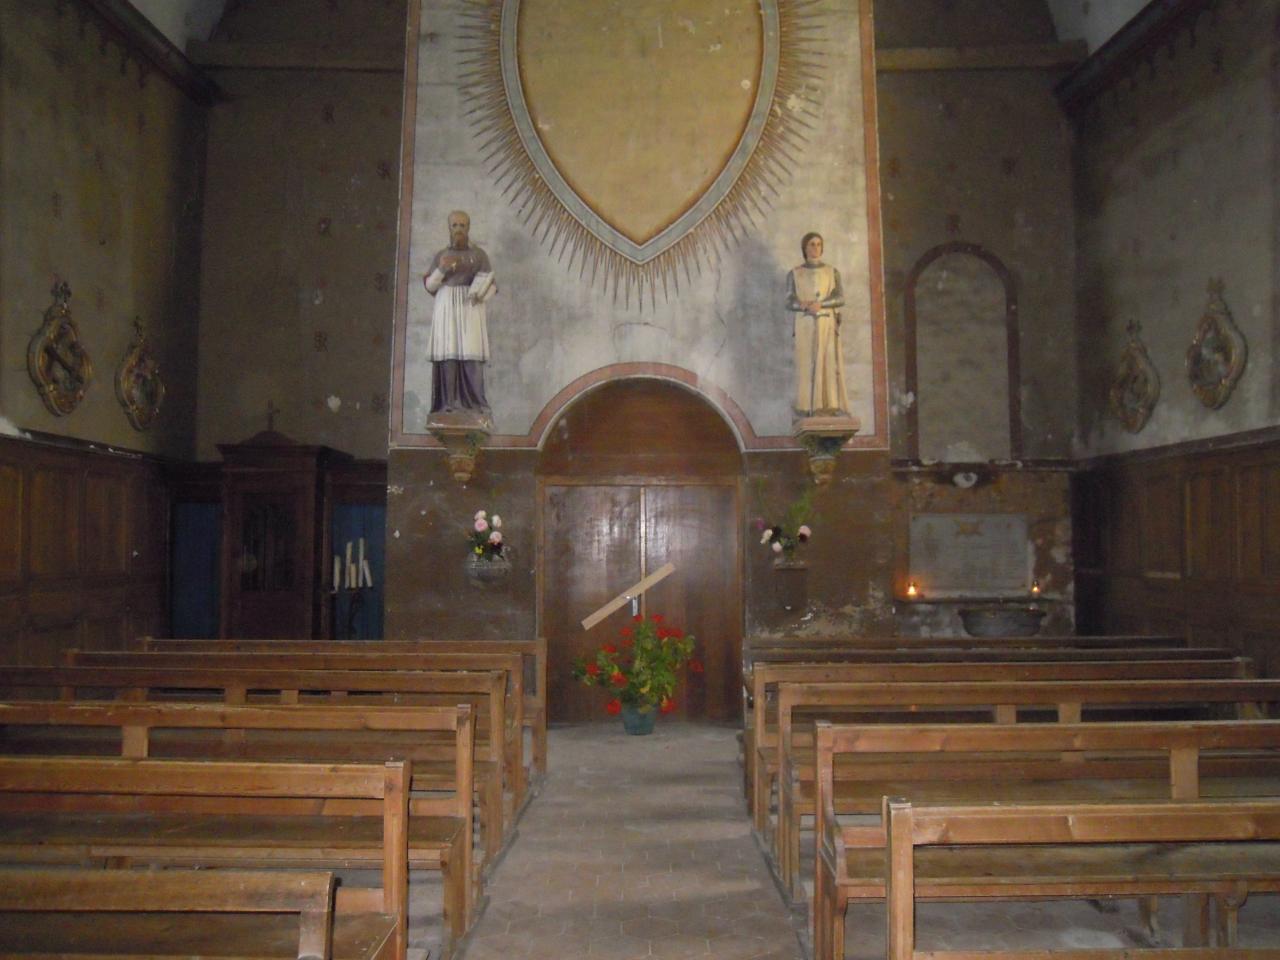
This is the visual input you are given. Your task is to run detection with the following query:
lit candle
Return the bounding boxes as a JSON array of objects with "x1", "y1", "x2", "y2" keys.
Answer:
[
  {"x1": 906, "y1": 581, "x2": 919, "y2": 599},
  {"x1": 1030, "y1": 579, "x2": 1041, "y2": 596}
]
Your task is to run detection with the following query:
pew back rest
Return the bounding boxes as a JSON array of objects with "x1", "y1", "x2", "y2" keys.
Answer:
[{"x1": 0, "y1": 868, "x2": 337, "y2": 960}]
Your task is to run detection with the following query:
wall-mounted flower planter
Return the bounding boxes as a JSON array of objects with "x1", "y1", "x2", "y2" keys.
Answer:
[{"x1": 773, "y1": 558, "x2": 808, "y2": 613}]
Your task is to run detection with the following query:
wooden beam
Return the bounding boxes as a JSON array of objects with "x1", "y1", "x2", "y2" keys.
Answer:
[
  {"x1": 876, "y1": 41, "x2": 1087, "y2": 73},
  {"x1": 188, "y1": 41, "x2": 404, "y2": 73}
]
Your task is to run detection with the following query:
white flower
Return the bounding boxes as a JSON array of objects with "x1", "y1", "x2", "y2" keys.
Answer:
[
  {"x1": 491, "y1": 514, "x2": 502, "y2": 529},
  {"x1": 474, "y1": 510, "x2": 486, "y2": 521},
  {"x1": 798, "y1": 525, "x2": 811, "y2": 538},
  {"x1": 474, "y1": 518, "x2": 489, "y2": 533},
  {"x1": 489, "y1": 531, "x2": 503, "y2": 545},
  {"x1": 760, "y1": 529, "x2": 772, "y2": 545},
  {"x1": 771, "y1": 541, "x2": 783, "y2": 554}
]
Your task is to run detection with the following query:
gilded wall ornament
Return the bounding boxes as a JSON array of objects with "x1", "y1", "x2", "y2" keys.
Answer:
[
  {"x1": 116, "y1": 318, "x2": 165, "y2": 430},
  {"x1": 458, "y1": 0, "x2": 825, "y2": 306},
  {"x1": 1108, "y1": 320, "x2": 1159, "y2": 434},
  {"x1": 1186, "y1": 278, "x2": 1246, "y2": 409},
  {"x1": 28, "y1": 281, "x2": 93, "y2": 416}
]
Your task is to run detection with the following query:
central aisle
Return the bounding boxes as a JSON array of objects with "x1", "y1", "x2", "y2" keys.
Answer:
[{"x1": 461, "y1": 723, "x2": 802, "y2": 960}]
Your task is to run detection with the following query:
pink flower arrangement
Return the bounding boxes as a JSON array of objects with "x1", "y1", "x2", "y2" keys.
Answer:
[{"x1": 468, "y1": 509, "x2": 506, "y2": 560}]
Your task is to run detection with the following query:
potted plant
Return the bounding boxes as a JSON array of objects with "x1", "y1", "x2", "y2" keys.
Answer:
[
  {"x1": 571, "y1": 614, "x2": 702, "y2": 735},
  {"x1": 466, "y1": 509, "x2": 510, "y2": 581}
]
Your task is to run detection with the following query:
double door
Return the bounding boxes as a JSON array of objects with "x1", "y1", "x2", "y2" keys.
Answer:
[{"x1": 541, "y1": 480, "x2": 742, "y2": 722}]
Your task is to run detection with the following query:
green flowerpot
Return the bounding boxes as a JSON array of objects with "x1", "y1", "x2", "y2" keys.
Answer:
[{"x1": 621, "y1": 703, "x2": 656, "y2": 736}]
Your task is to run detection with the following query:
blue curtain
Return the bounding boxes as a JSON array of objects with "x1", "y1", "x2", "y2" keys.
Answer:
[
  {"x1": 171, "y1": 502, "x2": 221, "y2": 638},
  {"x1": 331, "y1": 504, "x2": 386, "y2": 640}
]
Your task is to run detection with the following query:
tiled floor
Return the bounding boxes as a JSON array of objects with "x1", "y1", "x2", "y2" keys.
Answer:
[{"x1": 416, "y1": 723, "x2": 1280, "y2": 960}]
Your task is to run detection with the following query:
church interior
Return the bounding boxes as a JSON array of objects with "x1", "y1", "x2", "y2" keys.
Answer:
[{"x1": 1, "y1": 0, "x2": 1280, "y2": 957}]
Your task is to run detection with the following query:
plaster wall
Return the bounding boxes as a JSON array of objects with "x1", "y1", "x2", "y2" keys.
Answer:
[
  {"x1": 1044, "y1": 0, "x2": 1149, "y2": 53},
  {"x1": 130, "y1": 0, "x2": 226, "y2": 52},
  {"x1": 194, "y1": 1, "x2": 405, "y2": 459},
  {"x1": 1075, "y1": 2, "x2": 1280, "y2": 455},
  {"x1": 876, "y1": 64, "x2": 1078, "y2": 459},
  {"x1": 0, "y1": 0, "x2": 204, "y2": 456},
  {"x1": 915, "y1": 252, "x2": 1010, "y2": 461},
  {"x1": 400, "y1": 0, "x2": 879, "y2": 443}
]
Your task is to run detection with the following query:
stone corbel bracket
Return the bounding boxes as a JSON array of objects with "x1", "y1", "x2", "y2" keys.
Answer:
[
  {"x1": 427, "y1": 410, "x2": 494, "y2": 484},
  {"x1": 793, "y1": 415, "x2": 860, "y2": 486}
]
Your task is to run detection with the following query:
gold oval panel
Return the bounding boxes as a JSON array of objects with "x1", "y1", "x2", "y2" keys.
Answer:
[{"x1": 516, "y1": 0, "x2": 762, "y2": 247}]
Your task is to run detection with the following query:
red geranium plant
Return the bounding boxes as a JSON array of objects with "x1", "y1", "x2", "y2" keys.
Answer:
[{"x1": 572, "y1": 614, "x2": 700, "y2": 717}]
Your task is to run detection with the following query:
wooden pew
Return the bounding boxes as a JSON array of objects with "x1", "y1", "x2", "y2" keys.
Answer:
[
  {"x1": 812, "y1": 719, "x2": 1280, "y2": 960},
  {"x1": 772, "y1": 677, "x2": 1280, "y2": 899},
  {"x1": 70, "y1": 647, "x2": 528, "y2": 809},
  {"x1": 0, "y1": 664, "x2": 514, "y2": 863},
  {"x1": 745, "y1": 656, "x2": 1253, "y2": 824},
  {"x1": 883, "y1": 798, "x2": 1280, "y2": 960},
  {"x1": 0, "y1": 700, "x2": 479, "y2": 915},
  {"x1": 746, "y1": 634, "x2": 1190, "y2": 656},
  {"x1": 144, "y1": 637, "x2": 550, "y2": 776},
  {"x1": 0, "y1": 756, "x2": 423, "y2": 959},
  {"x1": 0, "y1": 868, "x2": 399, "y2": 960}
]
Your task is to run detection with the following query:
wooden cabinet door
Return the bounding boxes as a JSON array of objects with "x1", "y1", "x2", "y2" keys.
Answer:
[{"x1": 542, "y1": 482, "x2": 741, "y2": 722}]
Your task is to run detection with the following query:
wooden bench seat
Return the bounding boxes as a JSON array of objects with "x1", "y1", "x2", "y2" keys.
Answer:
[
  {"x1": 0, "y1": 868, "x2": 401, "y2": 960},
  {"x1": 812, "y1": 720, "x2": 1280, "y2": 960},
  {"x1": 0, "y1": 663, "x2": 516, "y2": 852},
  {"x1": 70, "y1": 648, "x2": 528, "y2": 811},
  {"x1": 0, "y1": 700, "x2": 484, "y2": 904},
  {"x1": 882, "y1": 798, "x2": 1280, "y2": 960},
  {"x1": 744, "y1": 634, "x2": 1189, "y2": 660},
  {"x1": 143, "y1": 637, "x2": 549, "y2": 776},
  {"x1": 767, "y1": 677, "x2": 1280, "y2": 897},
  {"x1": 744, "y1": 657, "x2": 1253, "y2": 818},
  {"x1": 0, "y1": 756, "x2": 426, "y2": 960}
]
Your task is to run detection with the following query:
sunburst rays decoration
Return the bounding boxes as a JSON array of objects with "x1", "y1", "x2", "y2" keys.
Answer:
[{"x1": 457, "y1": 0, "x2": 828, "y2": 309}]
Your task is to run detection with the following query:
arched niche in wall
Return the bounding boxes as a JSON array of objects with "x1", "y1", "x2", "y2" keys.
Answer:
[
  {"x1": 536, "y1": 378, "x2": 744, "y2": 723},
  {"x1": 904, "y1": 242, "x2": 1022, "y2": 462}
]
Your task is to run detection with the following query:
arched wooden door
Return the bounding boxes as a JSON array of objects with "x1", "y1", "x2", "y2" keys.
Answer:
[{"x1": 538, "y1": 380, "x2": 744, "y2": 722}]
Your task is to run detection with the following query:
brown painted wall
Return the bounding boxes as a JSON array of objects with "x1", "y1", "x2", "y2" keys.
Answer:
[
  {"x1": 194, "y1": 0, "x2": 405, "y2": 459},
  {"x1": 1074, "y1": 2, "x2": 1280, "y2": 454},
  {"x1": 0, "y1": 1, "x2": 205, "y2": 456}
]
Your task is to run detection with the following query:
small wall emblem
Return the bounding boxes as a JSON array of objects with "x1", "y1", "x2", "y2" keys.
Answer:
[
  {"x1": 116, "y1": 318, "x2": 165, "y2": 430},
  {"x1": 1108, "y1": 319, "x2": 1159, "y2": 434},
  {"x1": 1186, "y1": 278, "x2": 1246, "y2": 409},
  {"x1": 28, "y1": 281, "x2": 93, "y2": 416}
]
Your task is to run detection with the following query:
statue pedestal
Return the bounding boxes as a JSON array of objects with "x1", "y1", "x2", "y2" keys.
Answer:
[
  {"x1": 793, "y1": 415, "x2": 860, "y2": 486},
  {"x1": 426, "y1": 410, "x2": 493, "y2": 484}
]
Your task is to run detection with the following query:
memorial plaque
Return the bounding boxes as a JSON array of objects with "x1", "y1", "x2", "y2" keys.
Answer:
[{"x1": 909, "y1": 513, "x2": 1031, "y2": 598}]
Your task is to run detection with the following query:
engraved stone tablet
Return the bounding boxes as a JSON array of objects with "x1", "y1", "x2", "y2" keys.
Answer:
[{"x1": 909, "y1": 514, "x2": 1030, "y2": 598}]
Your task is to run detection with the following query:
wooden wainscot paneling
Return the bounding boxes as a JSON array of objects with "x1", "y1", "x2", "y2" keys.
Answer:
[
  {"x1": 28, "y1": 467, "x2": 81, "y2": 580},
  {"x1": 1078, "y1": 431, "x2": 1280, "y2": 668},
  {"x1": 0, "y1": 464, "x2": 22, "y2": 583},
  {"x1": 1139, "y1": 465, "x2": 1183, "y2": 579},
  {"x1": 83, "y1": 471, "x2": 128, "y2": 577},
  {"x1": 0, "y1": 435, "x2": 170, "y2": 664}
]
